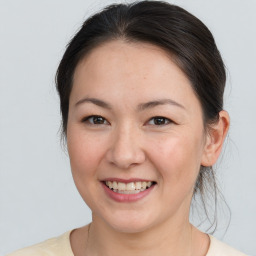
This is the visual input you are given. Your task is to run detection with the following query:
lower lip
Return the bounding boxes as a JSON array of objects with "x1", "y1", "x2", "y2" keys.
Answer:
[{"x1": 101, "y1": 182, "x2": 156, "y2": 203}]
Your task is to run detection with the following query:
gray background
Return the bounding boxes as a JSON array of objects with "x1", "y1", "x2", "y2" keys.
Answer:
[{"x1": 0, "y1": 0, "x2": 255, "y2": 255}]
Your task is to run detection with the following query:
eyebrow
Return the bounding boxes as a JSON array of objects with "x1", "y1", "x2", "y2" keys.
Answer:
[
  {"x1": 75, "y1": 97, "x2": 112, "y2": 109},
  {"x1": 137, "y1": 99, "x2": 185, "y2": 111},
  {"x1": 75, "y1": 97, "x2": 185, "y2": 111}
]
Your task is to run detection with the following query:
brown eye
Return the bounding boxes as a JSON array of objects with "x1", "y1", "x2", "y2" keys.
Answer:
[
  {"x1": 148, "y1": 116, "x2": 171, "y2": 126},
  {"x1": 83, "y1": 115, "x2": 109, "y2": 125}
]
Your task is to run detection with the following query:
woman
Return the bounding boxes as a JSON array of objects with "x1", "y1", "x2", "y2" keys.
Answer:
[{"x1": 7, "y1": 1, "x2": 247, "y2": 255}]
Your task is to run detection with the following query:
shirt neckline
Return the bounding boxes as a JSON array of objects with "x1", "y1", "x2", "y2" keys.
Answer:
[{"x1": 65, "y1": 230, "x2": 214, "y2": 256}]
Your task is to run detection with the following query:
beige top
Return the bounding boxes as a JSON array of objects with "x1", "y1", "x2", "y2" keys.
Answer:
[{"x1": 7, "y1": 230, "x2": 247, "y2": 256}]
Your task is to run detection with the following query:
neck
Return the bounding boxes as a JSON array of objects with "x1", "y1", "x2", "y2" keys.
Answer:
[{"x1": 86, "y1": 214, "x2": 197, "y2": 256}]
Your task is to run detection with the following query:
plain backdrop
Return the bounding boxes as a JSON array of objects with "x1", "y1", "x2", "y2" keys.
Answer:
[{"x1": 0, "y1": 0, "x2": 255, "y2": 255}]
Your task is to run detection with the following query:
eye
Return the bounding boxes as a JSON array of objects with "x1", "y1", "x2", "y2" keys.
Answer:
[
  {"x1": 147, "y1": 116, "x2": 172, "y2": 126},
  {"x1": 82, "y1": 115, "x2": 109, "y2": 125}
]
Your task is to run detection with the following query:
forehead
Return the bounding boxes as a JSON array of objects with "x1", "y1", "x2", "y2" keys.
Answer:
[
  {"x1": 74, "y1": 40, "x2": 186, "y2": 85},
  {"x1": 71, "y1": 40, "x2": 200, "y2": 112}
]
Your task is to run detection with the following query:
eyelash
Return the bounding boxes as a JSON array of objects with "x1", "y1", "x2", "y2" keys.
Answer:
[
  {"x1": 82, "y1": 115, "x2": 173, "y2": 126},
  {"x1": 147, "y1": 116, "x2": 172, "y2": 126},
  {"x1": 82, "y1": 115, "x2": 109, "y2": 125}
]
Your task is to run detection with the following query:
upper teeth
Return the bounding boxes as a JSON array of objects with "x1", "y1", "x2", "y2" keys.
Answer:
[{"x1": 105, "y1": 181, "x2": 153, "y2": 191}]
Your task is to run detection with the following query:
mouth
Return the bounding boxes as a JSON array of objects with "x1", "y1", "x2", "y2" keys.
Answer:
[{"x1": 103, "y1": 180, "x2": 157, "y2": 194}]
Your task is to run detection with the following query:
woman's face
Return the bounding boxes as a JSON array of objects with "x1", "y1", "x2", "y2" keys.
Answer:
[{"x1": 67, "y1": 40, "x2": 208, "y2": 232}]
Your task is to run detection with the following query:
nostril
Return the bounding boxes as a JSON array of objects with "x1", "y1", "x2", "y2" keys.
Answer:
[{"x1": 105, "y1": 136, "x2": 146, "y2": 169}]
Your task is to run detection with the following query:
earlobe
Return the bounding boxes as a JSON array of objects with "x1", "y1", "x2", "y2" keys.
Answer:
[{"x1": 201, "y1": 110, "x2": 230, "y2": 167}]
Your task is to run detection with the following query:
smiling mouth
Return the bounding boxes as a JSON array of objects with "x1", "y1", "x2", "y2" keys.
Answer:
[{"x1": 104, "y1": 181, "x2": 156, "y2": 194}]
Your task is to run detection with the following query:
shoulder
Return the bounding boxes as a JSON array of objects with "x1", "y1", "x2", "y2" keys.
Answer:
[
  {"x1": 207, "y1": 235, "x2": 247, "y2": 256},
  {"x1": 6, "y1": 230, "x2": 74, "y2": 256}
]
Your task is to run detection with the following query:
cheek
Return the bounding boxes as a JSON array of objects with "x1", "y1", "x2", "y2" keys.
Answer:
[
  {"x1": 67, "y1": 126, "x2": 106, "y2": 179},
  {"x1": 67, "y1": 127, "x2": 109, "y2": 209},
  {"x1": 146, "y1": 132, "x2": 204, "y2": 186}
]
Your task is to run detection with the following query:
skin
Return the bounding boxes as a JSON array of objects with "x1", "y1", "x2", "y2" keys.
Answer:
[{"x1": 67, "y1": 40, "x2": 230, "y2": 256}]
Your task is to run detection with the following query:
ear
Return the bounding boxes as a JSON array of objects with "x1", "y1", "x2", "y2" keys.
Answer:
[{"x1": 201, "y1": 110, "x2": 230, "y2": 167}]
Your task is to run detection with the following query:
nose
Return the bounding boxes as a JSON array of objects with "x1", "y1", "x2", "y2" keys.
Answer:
[{"x1": 106, "y1": 124, "x2": 146, "y2": 169}]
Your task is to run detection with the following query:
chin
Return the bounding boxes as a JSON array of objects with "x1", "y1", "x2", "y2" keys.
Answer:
[{"x1": 100, "y1": 210, "x2": 157, "y2": 234}]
